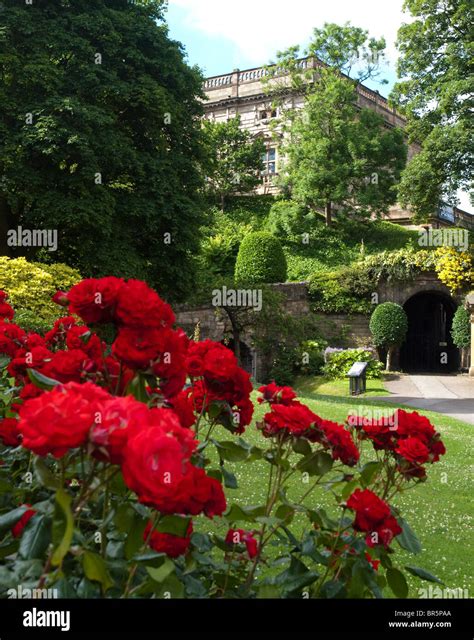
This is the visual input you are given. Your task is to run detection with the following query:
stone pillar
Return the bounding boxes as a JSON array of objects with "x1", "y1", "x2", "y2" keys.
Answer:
[{"x1": 467, "y1": 293, "x2": 474, "y2": 377}]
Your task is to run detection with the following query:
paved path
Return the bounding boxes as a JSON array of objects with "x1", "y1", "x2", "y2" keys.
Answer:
[{"x1": 380, "y1": 374, "x2": 474, "y2": 425}]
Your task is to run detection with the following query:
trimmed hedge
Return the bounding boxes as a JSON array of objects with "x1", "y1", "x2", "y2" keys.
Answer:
[
  {"x1": 234, "y1": 232, "x2": 287, "y2": 285},
  {"x1": 451, "y1": 306, "x2": 471, "y2": 349}
]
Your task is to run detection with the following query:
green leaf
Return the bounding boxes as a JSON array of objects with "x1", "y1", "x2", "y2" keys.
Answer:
[
  {"x1": 225, "y1": 503, "x2": 266, "y2": 523},
  {"x1": 18, "y1": 514, "x2": 50, "y2": 560},
  {"x1": 124, "y1": 514, "x2": 147, "y2": 560},
  {"x1": 222, "y1": 467, "x2": 238, "y2": 489},
  {"x1": 213, "y1": 440, "x2": 250, "y2": 462},
  {"x1": 133, "y1": 551, "x2": 167, "y2": 567},
  {"x1": 297, "y1": 450, "x2": 334, "y2": 477},
  {"x1": 33, "y1": 457, "x2": 60, "y2": 490},
  {"x1": 386, "y1": 567, "x2": 409, "y2": 598},
  {"x1": 292, "y1": 438, "x2": 312, "y2": 456},
  {"x1": 82, "y1": 551, "x2": 114, "y2": 592},
  {"x1": 0, "y1": 506, "x2": 29, "y2": 536},
  {"x1": 125, "y1": 374, "x2": 149, "y2": 403},
  {"x1": 0, "y1": 356, "x2": 10, "y2": 370},
  {"x1": 405, "y1": 566, "x2": 444, "y2": 584},
  {"x1": 27, "y1": 368, "x2": 61, "y2": 391},
  {"x1": 155, "y1": 515, "x2": 191, "y2": 538},
  {"x1": 51, "y1": 490, "x2": 74, "y2": 567},
  {"x1": 275, "y1": 504, "x2": 295, "y2": 524},
  {"x1": 360, "y1": 461, "x2": 382, "y2": 486},
  {"x1": 146, "y1": 558, "x2": 174, "y2": 583},
  {"x1": 396, "y1": 518, "x2": 422, "y2": 554},
  {"x1": 319, "y1": 579, "x2": 346, "y2": 599}
]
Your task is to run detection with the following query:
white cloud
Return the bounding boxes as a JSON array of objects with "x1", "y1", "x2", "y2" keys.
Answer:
[{"x1": 170, "y1": 0, "x2": 407, "y2": 68}]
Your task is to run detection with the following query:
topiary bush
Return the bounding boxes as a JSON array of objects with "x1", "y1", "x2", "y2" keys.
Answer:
[
  {"x1": 322, "y1": 348, "x2": 384, "y2": 380},
  {"x1": 370, "y1": 302, "x2": 408, "y2": 371},
  {"x1": 234, "y1": 232, "x2": 287, "y2": 285},
  {"x1": 451, "y1": 305, "x2": 471, "y2": 349},
  {"x1": 0, "y1": 257, "x2": 81, "y2": 324}
]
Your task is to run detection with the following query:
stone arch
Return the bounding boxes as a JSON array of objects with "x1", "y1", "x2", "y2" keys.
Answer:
[
  {"x1": 400, "y1": 290, "x2": 460, "y2": 373},
  {"x1": 221, "y1": 338, "x2": 255, "y2": 375}
]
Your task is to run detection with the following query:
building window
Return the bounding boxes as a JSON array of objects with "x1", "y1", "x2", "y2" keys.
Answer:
[
  {"x1": 259, "y1": 109, "x2": 278, "y2": 120},
  {"x1": 262, "y1": 148, "x2": 277, "y2": 175}
]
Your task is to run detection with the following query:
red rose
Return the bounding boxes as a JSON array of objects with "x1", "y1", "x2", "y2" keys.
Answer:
[
  {"x1": 67, "y1": 277, "x2": 124, "y2": 324},
  {"x1": 225, "y1": 528, "x2": 259, "y2": 559},
  {"x1": 112, "y1": 327, "x2": 163, "y2": 370},
  {"x1": 202, "y1": 344, "x2": 238, "y2": 383},
  {"x1": 45, "y1": 316, "x2": 77, "y2": 346},
  {"x1": 11, "y1": 506, "x2": 37, "y2": 538},
  {"x1": 115, "y1": 280, "x2": 175, "y2": 329},
  {"x1": 122, "y1": 417, "x2": 226, "y2": 517},
  {"x1": 347, "y1": 489, "x2": 401, "y2": 549},
  {"x1": 346, "y1": 489, "x2": 391, "y2": 531},
  {"x1": 396, "y1": 437, "x2": 430, "y2": 464},
  {"x1": 258, "y1": 382, "x2": 297, "y2": 406},
  {"x1": 261, "y1": 402, "x2": 322, "y2": 439},
  {"x1": 320, "y1": 420, "x2": 360, "y2": 466},
  {"x1": 0, "y1": 418, "x2": 21, "y2": 447},
  {"x1": 0, "y1": 322, "x2": 26, "y2": 357},
  {"x1": 366, "y1": 515, "x2": 403, "y2": 549},
  {"x1": 90, "y1": 395, "x2": 150, "y2": 464},
  {"x1": 46, "y1": 349, "x2": 95, "y2": 383},
  {"x1": 18, "y1": 381, "x2": 111, "y2": 458},
  {"x1": 0, "y1": 301, "x2": 14, "y2": 321},
  {"x1": 7, "y1": 346, "x2": 53, "y2": 380},
  {"x1": 166, "y1": 389, "x2": 196, "y2": 429},
  {"x1": 121, "y1": 413, "x2": 198, "y2": 511},
  {"x1": 66, "y1": 326, "x2": 104, "y2": 362},
  {"x1": 144, "y1": 520, "x2": 193, "y2": 558}
]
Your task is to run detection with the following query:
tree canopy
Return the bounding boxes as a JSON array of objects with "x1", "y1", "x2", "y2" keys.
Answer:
[
  {"x1": 392, "y1": 0, "x2": 473, "y2": 217},
  {"x1": 203, "y1": 116, "x2": 266, "y2": 211},
  {"x1": 270, "y1": 24, "x2": 407, "y2": 226},
  {"x1": 0, "y1": 0, "x2": 206, "y2": 301}
]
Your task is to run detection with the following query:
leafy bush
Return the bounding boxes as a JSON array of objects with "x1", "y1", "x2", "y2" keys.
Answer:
[
  {"x1": 266, "y1": 200, "x2": 312, "y2": 238},
  {"x1": 269, "y1": 344, "x2": 298, "y2": 386},
  {"x1": 451, "y1": 305, "x2": 471, "y2": 348},
  {"x1": 0, "y1": 257, "x2": 81, "y2": 323},
  {"x1": 322, "y1": 348, "x2": 384, "y2": 380},
  {"x1": 13, "y1": 309, "x2": 52, "y2": 336},
  {"x1": 296, "y1": 339, "x2": 327, "y2": 376},
  {"x1": 234, "y1": 232, "x2": 287, "y2": 285},
  {"x1": 308, "y1": 264, "x2": 375, "y2": 314}
]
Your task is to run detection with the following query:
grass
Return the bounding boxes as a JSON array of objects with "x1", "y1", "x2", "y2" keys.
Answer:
[
  {"x1": 208, "y1": 384, "x2": 474, "y2": 597},
  {"x1": 294, "y1": 375, "x2": 388, "y2": 397}
]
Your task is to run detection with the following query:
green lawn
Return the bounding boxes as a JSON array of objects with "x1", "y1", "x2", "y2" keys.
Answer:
[
  {"x1": 294, "y1": 375, "x2": 388, "y2": 397},
  {"x1": 210, "y1": 384, "x2": 474, "y2": 597}
]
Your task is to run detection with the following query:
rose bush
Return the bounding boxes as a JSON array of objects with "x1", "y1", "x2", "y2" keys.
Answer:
[{"x1": 0, "y1": 280, "x2": 445, "y2": 598}]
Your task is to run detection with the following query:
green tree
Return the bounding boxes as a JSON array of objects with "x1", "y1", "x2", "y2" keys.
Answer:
[
  {"x1": 0, "y1": 0, "x2": 206, "y2": 301},
  {"x1": 204, "y1": 116, "x2": 266, "y2": 211},
  {"x1": 392, "y1": 0, "x2": 473, "y2": 217},
  {"x1": 269, "y1": 24, "x2": 407, "y2": 226},
  {"x1": 370, "y1": 302, "x2": 408, "y2": 371}
]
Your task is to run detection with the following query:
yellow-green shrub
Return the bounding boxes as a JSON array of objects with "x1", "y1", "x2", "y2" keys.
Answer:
[{"x1": 0, "y1": 257, "x2": 81, "y2": 323}]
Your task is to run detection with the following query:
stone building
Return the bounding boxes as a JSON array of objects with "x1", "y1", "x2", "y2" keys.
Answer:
[{"x1": 203, "y1": 58, "x2": 474, "y2": 231}]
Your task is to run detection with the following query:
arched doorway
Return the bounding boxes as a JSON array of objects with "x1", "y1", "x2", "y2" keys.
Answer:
[
  {"x1": 221, "y1": 339, "x2": 254, "y2": 374},
  {"x1": 400, "y1": 292, "x2": 459, "y2": 373}
]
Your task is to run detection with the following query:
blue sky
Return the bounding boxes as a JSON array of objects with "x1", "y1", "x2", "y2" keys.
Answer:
[{"x1": 165, "y1": 0, "x2": 402, "y2": 97}]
